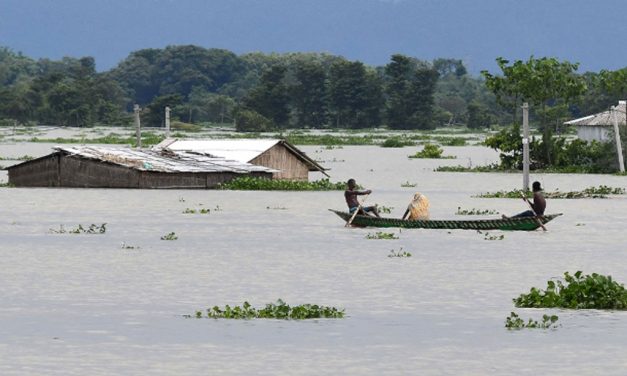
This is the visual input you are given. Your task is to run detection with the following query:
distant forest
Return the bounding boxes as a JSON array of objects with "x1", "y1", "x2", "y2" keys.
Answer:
[{"x1": 0, "y1": 45, "x2": 625, "y2": 131}]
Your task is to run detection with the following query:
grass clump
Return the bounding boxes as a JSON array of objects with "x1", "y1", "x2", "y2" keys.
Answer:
[
  {"x1": 400, "y1": 181, "x2": 417, "y2": 188},
  {"x1": 475, "y1": 185, "x2": 625, "y2": 199},
  {"x1": 435, "y1": 164, "x2": 502, "y2": 172},
  {"x1": 189, "y1": 299, "x2": 345, "y2": 320},
  {"x1": 217, "y1": 177, "x2": 345, "y2": 191},
  {"x1": 50, "y1": 223, "x2": 106, "y2": 234},
  {"x1": 514, "y1": 271, "x2": 627, "y2": 309},
  {"x1": 160, "y1": 232, "x2": 178, "y2": 241},
  {"x1": 365, "y1": 232, "x2": 398, "y2": 240},
  {"x1": 408, "y1": 143, "x2": 455, "y2": 159},
  {"x1": 456, "y1": 207, "x2": 499, "y2": 215},
  {"x1": 380, "y1": 136, "x2": 415, "y2": 148},
  {"x1": 183, "y1": 208, "x2": 211, "y2": 214},
  {"x1": 477, "y1": 230, "x2": 504, "y2": 240},
  {"x1": 388, "y1": 247, "x2": 412, "y2": 257},
  {"x1": 505, "y1": 312, "x2": 559, "y2": 330}
]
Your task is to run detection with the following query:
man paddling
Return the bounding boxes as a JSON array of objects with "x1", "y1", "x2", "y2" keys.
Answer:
[
  {"x1": 345, "y1": 178, "x2": 380, "y2": 217},
  {"x1": 504, "y1": 181, "x2": 546, "y2": 218}
]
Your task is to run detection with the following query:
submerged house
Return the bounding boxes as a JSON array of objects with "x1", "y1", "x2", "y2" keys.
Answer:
[
  {"x1": 156, "y1": 139, "x2": 328, "y2": 181},
  {"x1": 7, "y1": 146, "x2": 276, "y2": 188},
  {"x1": 564, "y1": 100, "x2": 626, "y2": 142}
]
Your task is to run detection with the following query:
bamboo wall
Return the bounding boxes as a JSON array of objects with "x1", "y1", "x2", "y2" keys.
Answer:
[
  {"x1": 7, "y1": 153, "x2": 60, "y2": 187},
  {"x1": 251, "y1": 144, "x2": 309, "y2": 181}
]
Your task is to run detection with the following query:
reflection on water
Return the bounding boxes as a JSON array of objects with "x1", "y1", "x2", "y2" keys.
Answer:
[{"x1": 1, "y1": 141, "x2": 627, "y2": 375}]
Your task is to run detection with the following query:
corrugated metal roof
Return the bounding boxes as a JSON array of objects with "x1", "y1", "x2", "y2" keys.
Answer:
[
  {"x1": 56, "y1": 146, "x2": 277, "y2": 174},
  {"x1": 565, "y1": 101, "x2": 626, "y2": 127},
  {"x1": 155, "y1": 139, "x2": 280, "y2": 162}
]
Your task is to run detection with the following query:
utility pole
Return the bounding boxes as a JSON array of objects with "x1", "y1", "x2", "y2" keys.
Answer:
[
  {"x1": 134, "y1": 104, "x2": 141, "y2": 148},
  {"x1": 165, "y1": 106, "x2": 171, "y2": 138},
  {"x1": 522, "y1": 102, "x2": 530, "y2": 191},
  {"x1": 611, "y1": 105, "x2": 625, "y2": 173}
]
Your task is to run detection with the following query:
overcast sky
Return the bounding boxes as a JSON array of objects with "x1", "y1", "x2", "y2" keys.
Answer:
[{"x1": 1, "y1": 0, "x2": 625, "y2": 74}]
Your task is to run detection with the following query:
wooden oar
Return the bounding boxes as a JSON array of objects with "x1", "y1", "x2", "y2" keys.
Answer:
[
  {"x1": 346, "y1": 193, "x2": 369, "y2": 227},
  {"x1": 521, "y1": 192, "x2": 547, "y2": 231}
]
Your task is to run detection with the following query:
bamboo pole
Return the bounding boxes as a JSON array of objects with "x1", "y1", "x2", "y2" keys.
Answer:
[
  {"x1": 522, "y1": 102, "x2": 530, "y2": 191},
  {"x1": 611, "y1": 106, "x2": 625, "y2": 173},
  {"x1": 134, "y1": 104, "x2": 141, "y2": 148}
]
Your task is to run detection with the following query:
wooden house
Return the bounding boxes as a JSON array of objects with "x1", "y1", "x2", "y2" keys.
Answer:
[
  {"x1": 7, "y1": 146, "x2": 276, "y2": 188},
  {"x1": 156, "y1": 139, "x2": 328, "y2": 181}
]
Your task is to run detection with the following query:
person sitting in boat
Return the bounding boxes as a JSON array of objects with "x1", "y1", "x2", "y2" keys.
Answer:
[
  {"x1": 345, "y1": 178, "x2": 380, "y2": 217},
  {"x1": 402, "y1": 191, "x2": 430, "y2": 220},
  {"x1": 504, "y1": 181, "x2": 546, "y2": 218}
]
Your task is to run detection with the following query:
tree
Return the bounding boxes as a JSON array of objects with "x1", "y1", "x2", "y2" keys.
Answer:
[
  {"x1": 142, "y1": 94, "x2": 182, "y2": 127},
  {"x1": 243, "y1": 65, "x2": 290, "y2": 128},
  {"x1": 466, "y1": 101, "x2": 492, "y2": 129},
  {"x1": 481, "y1": 56, "x2": 586, "y2": 164},
  {"x1": 290, "y1": 60, "x2": 327, "y2": 128}
]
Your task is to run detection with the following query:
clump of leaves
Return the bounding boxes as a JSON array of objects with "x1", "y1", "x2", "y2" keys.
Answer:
[
  {"x1": 401, "y1": 181, "x2": 417, "y2": 188},
  {"x1": 408, "y1": 143, "x2": 455, "y2": 159},
  {"x1": 49, "y1": 223, "x2": 106, "y2": 234},
  {"x1": 189, "y1": 299, "x2": 345, "y2": 320},
  {"x1": 475, "y1": 185, "x2": 625, "y2": 199},
  {"x1": 388, "y1": 247, "x2": 412, "y2": 258},
  {"x1": 477, "y1": 230, "x2": 505, "y2": 240},
  {"x1": 182, "y1": 208, "x2": 211, "y2": 214},
  {"x1": 266, "y1": 206, "x2": 288, "y2": 210},
  {"x1": 434, "y1": 136, "x2": 468, "y2": 146},
  {"x1": 435, "y1": 164, "x2": 501, "y2": 172},
  {"x1": 377, "y1": 205, "x2": 393, "y2": 214},
  {"x1": 365, "y1": 232, "x2": 398, "y2": 240},
  {"x1": 505, "y1": 312, "x2": 559, "y2": 330},
  {"x1": 0, "y1": 182, "x2": 15, "y2": 188},
  {"x1": 381, "y1": 136, "x2": 415, "y2": 148},
  {"x1": 120, "y1": 242, "x2": 140, "y2": 249},
  {"x1": 514, "y1": 271, "x2": 627, "y2": 309},
  {"x1": 456, "y1": 207, "x2": 498, "y2": 215},
  {"x1": 160, "y1": 232, "x2": 178, "y2": 241},
  {"x1": 217, "y1": 177, "x2": 346, "y2": 191}
]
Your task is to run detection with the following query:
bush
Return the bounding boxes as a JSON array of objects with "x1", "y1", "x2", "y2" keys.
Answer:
[
  {"x1": 217, "y1": 177, "x2": 346, "y2": 191},
  {"x1": 514, "y1": 271, "x2": 627, "y2": 309},
  {"x1": 380, "y1": 136, "x2": 415, "y2": 148},
  {"x1": 409, "y1": 143, "x2": 454, "y2": 159},
  {"x1": 190, "y1": 299, "x2": 345, "y2": 320},
  {"x1": 235, "y1": 109, "x2": 273, "y2": 132}
]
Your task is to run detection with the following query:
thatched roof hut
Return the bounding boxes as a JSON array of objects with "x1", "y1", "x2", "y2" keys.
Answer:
[
  {"x1": 7, "y1": 145, "x2": 276, "y2": 188},
  {"x1": 156, "y1": 139, "x2": 328, "y2": 181}
]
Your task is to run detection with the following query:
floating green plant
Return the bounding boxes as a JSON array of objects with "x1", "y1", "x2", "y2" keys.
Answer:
[
  {"x1": 217, "y1": 177, "x2": 346, "y2": 191},
  {"x1": 475, "y1": 185, "x2": 625, "y2": 199},
  {"x1": 182, "y1": 208, "x2": 211, "y2": 214},
  {"x1": 380, "y1": 136, "x2": 415, "y2": 148},
  {"x1": 160, "y1": 232, "x2": 178, "y2": 241},
  {"x1": 388, "y1": 247, "x2": 411, "y2": 257},
  {"x1": 120, "y1": 242, "x2": 140, "y2": 249},
  {"x1": 378, "y1": 205, "x2": 394, "y2": 214},
  {"x1": 49, "y1": 223, "x2": 106, "y2": 234},
  {"x1": 401, "y1": 181, "x2": 417, "y2": 188},
  {"x1": 188, "y1": 299, "x2": 345, "y2": 320},
  {"x1": 505, "y1": 312, "x2": 559, "y2": 330},
  {"x1": 477, "y1": 230, "x2": 504, "y2": 240},
  {"x1": 266, "y1": 206, "x2": 288, "y2": 210},
  {"x1": 365, "y1": 232, "x2": 398, "y2": 240},
  {"x1": 514, "y1": 271, "x2": 627, "y2": 309},
  {"x1": 408, "y1": 143, "x2": 455, "y2": 159},
  {"x1": 456, "y1": 207, "x2": 499, "y2": 215}
]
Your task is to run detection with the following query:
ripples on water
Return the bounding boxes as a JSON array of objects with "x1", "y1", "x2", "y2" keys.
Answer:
[{"x1": 1, "y1": 141, "x2": 627, "y2": 375}]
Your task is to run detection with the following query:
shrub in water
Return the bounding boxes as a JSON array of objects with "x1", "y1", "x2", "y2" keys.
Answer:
[
  {"x1": 514, "y1": 271, "x2": 627, "y2": 309},
  {"x1": 217, "y1": 177, "x2": 346, "y2": 191},
  {"x1": 190, "y1": 299, "x2": 345, "y2": 320},
  {"x1": 505, "y1": 312, "x2": 559, "y2": 330}
]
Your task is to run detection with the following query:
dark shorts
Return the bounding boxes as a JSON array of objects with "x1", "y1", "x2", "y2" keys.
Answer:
[{"x1": 349, "y1": 206, "x2": 376, "y2": 213}]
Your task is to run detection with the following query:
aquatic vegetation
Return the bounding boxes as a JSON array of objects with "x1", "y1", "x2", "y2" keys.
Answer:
[
  {"x1": 182, "y1": 208, "x2": 211, "y2": 214},
  {"x1": 477, "y1": 230, "x2": 504, "y2": 240},
  {"x1": 189, "y1": 299, "x2": 345, "y2": 319},
  {"x1": 0, "y1": 182, "x2": 15, "y2": 188},
  {"x1": 378, "y1": 205, "x2": 394, "y2": 214},
  {"x1": 217, "y1": 177, "x2": 346, "y2": 191},
  {"x1": 433, "y1": 136, "x2": 468, "y2": 146},
  {"x1": 514, "y1": 271, "x2": 627, "y2": 309},
  {"x1": 456, "y1": 207, "x2": 499, "y2": 215},
  {"x1": 0, "y1": 155, "x2": 34, "y2": 161},
  {"x1": 388, "y1": 247, "x2": 411, "y2": 257},
  {"x1": 505, "y1": 312, "x2": 559, "y2": 330},
  {"x1": 380, "y1": 136, "x2": 415, "y2": 148},
  {"x1": 266, "y1": 206, "x2": 288, "y2": 210},
  {"x1": 281, "y1": 133, "x2": 375, "y2": 146},
  {"x1": 365, "y1": 232, "x2": 398, "y2": 240},
  {"x1": 435, "y1": 164, "x2": 502, "y2": 172},
  {"x1": 28, "y1": 131, "x2": 165, "y2": 146},
  {"x1": 160, "y1": 232, "x2": 178, "y2": 240},
  {"x1": 408, "y1": 143, "x2": 455, "y2": 159},
  {"x1": 400, "y1": 181, "x2": 417, "y2": 188},
  {"x1": 120, "y1": 242, "x2": 140, "y2": 249},
  {"x1": 49, "y1": 223, "x2": 106, "y2": 234},
  {"x1": 475, "y1": 186, "x2": 625, "y2": 199}
]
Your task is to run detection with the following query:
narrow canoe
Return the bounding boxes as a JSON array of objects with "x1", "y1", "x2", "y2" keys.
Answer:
[{"x1": 329, "y1": 209, "x2": 562, "y2": 231}]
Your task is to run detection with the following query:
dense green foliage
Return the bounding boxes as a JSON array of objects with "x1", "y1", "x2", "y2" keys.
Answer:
[
  {"x1": 408, "y1": 144, "x2": 453, "y2": 159},
  {"x1": 381, "y1": 136, "x2": 415, "y2": 148},
  {"x1": 475, "y1": 185, "x2": 625, "y2": 199},
  {"x1": 365, "y1": 232, "x2": 399, "y2": 240},
  {"x1": 191, "y1": 300, "x2": 345, "y2": 320},
  {"x1": 514, "y1": 271, "x2": 627, "y2": 309},
  {"x1": 217, "y1": 177, "x2": 345, "y2": 191},
  {"x1": 505, "y1": 312, "x2": 559, "y2": 329}
]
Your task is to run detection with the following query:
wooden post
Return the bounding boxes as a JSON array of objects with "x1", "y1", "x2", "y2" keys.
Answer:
[
  {"x1": 522, "y1": 102, "x2": 530, "y2": 191},
  {"x1": 611, "y1": 106, "x2": 625, "y2": 173},
  {"x1": 134, "y1": 104, "x2": 141, "y2": 148},
  {"x1": 165, "y1": 106, "x2": 171, "y2": 138}
]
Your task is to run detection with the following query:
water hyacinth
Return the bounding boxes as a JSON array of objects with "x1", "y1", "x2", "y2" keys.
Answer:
[{"x1": 189, "y1": 299, "x2": 345, "y2": 320}]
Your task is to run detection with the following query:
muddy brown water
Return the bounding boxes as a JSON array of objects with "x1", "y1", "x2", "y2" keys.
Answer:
[{"x1": 1, "y1": 136, "x2": 627, "y2": 375}]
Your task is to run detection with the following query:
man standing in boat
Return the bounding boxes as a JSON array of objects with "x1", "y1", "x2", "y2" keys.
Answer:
[
  {"x1": 345, "y1": 178, "x2": 380, "y2": 217},
  {"x1": 505, "y1": 181, "x2": 546, "y2": 218}
]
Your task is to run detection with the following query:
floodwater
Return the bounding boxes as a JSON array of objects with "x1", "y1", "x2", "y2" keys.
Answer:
[{"x1": 1, "y1": 132, "x2": 627, "y2": 375}]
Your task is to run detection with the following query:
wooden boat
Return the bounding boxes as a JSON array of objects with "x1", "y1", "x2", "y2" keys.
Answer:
[{"x1": 329, "y1": 209, "x2": 562, "y2": 231}]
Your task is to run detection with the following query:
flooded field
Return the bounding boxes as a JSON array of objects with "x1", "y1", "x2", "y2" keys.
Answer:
[{"x1": 1, "y1": 128, "x2": 627, "y2": 375}]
